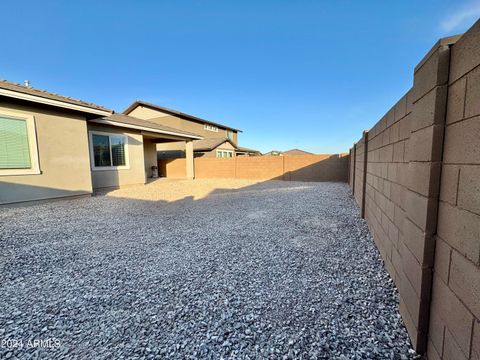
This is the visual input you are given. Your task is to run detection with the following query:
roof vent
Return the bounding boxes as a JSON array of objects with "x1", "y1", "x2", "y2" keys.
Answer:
[{"x1": 24, "y1": 80, "x2": 31, "y2": 88}]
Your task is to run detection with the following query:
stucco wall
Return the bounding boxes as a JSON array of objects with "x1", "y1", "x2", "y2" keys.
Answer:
[
  {"x1": 0, "y1": 101, "x2": 92, "y2": 204},
  {"x1": 348, "y1": 19, "x2": 480, "y2": 359},
  {"x1": 87, "y1": 123, "x2": 146, "y2": 189}
]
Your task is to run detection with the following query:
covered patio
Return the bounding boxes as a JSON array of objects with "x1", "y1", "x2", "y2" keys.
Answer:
[{"x1": 87, "y1": 113, "x2": 201, "y2": 188}]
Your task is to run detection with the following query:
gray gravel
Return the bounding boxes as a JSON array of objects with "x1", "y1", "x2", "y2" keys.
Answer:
[{"x1": 0, "y1": 180, "x2": 417, "y2": 359}]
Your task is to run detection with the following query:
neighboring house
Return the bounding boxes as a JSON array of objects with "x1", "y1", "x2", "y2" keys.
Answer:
[
  {"x1": 263, "y1": 150, "x2": 284, "y2": 156},
  {"x1": 123, "y1": 100, "x2": 259, "y2": 158},
  {"x1": 157, "y1": 139, "x2": 259, "y2": 159},
  {"x1": 193, "y1": 138, "x2": 236, "y2": 158},
  {"x1": 283, "y1": 149, "x2": 313, "y2": 156},
  {"x1": 263, "y1": 149, "x2": 313, "y2": 156},
  {"x1": 0, "y1": 80, "x2": 201, "y2": 205},
  {"x1": 236, "y1": 146, "x2": 261, "y2": 156}
]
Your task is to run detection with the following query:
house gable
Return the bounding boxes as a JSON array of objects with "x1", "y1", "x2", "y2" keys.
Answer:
[{"x1": 123, "y1": 101, "x2": 240, "y2": 144}]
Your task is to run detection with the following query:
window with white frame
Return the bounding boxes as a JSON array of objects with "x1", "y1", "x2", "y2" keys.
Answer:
[
  {"x1": 90, "y1": 131, "x2": 128, "y2": 169},
  {"x1": 204, "y1": 123, "x2": 218, "y2": 132},
  {"x1": 227, "y1": 130, "x2": 234, "y2": 140},
  {"x1": 0, "y1": 111, "x2": 40, "y2": 176},
  {"x1": 216, "y1": 150, "x2": 234, "y2": 158}
]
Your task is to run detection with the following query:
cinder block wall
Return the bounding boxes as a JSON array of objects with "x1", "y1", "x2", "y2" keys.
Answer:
[
  {"x1": 162, "y1": 154, "x2": 349, "y2": 182},
  {"x1": 349, "y1": 19, "x2": 480, "y2": 359},
  {"x1": 427, "y1": 20, "x2": 480, "y2": 360}
]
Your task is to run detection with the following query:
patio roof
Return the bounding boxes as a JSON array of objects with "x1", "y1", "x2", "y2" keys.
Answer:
[{"x1": 89, "y1": 113, "x2": 203, "y2": 140}]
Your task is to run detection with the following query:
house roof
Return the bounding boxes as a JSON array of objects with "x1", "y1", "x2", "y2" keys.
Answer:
[
  {"x1": 0, "y1": 79, "x2": 112, "y2": 115},
  {"x1": 236, "y1": 146, "x2": 261, "y2": 154},
  {"x1": 263, "y1": 150, "x2": 283, "y2": 156},
  {"x1": 193, "y1": 137, "x2": 236, "y2": 151},
  {"x1": 89, "y1": 113, "x2": 203, "y2": 140},
  {"x1": 123, "y1": 100, "x2": 242, "y2": 132},
  {"x1": 283, "y1": 149, "x2": 313, "y2": 155}
]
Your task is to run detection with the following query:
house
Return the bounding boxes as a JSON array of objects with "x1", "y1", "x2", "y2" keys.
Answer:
[
  {"x1": 263, "y1": 150, "x2": 284, "y2": 156},
  {"x1": 283, "y1": 149, "x2": 313, "y2": 156},
  {"x1": 0, "y1": 80, "x2": 201, "y2": 205},
  {"x1": 192, "y1": 138, "x2": 236, "y2": 158},
  {"x1": 123, "y1": 100, "x2": 259, "y2": 158},
  {"x1": 263, "y1": 149, "x2": 313, "y2": 156},
  {"x1": 235, "y1": 146, "x2": 262, "y2": 156}
]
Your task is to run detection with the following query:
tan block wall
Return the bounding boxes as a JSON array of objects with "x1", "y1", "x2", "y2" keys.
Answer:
[
  {"x1": 284, "y1": 154, "x2": 348, "y2": 182},
  {"x1": 349, "y1": 19, "x2": 480, "y2": 359},
  {"x1": 195, "y1": 158, "x2": 237, "y2": 179},
  {"x1": 235, "y1": 156, "x2": 285, "y2": 180},
  {"x1": 162, "y1": 158, "x2": 187, "y2": 178},
  {"x1": 160, "y1": 154, "x2": 349, "y2": 182},
  {"x1": 427, "y1": 20, "x2": 480, "y2": 360},
  {"x1": 0, "y1": 101, "x2": 93, "y2": 204}
]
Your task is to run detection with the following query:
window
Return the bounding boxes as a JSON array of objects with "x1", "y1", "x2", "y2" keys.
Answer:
[
  {"x1": 216, "y1": 150, "x2": 234, "y2": 158},
  {"x1": 90, "y1": 132, "x2": 128, "y2": 169},
  {"x1": 204, "y1": 123, "x2": 218, "y2": 132},
  {"x1": 0, "y1": 111, "x2": 40, "y2": 176},
  {"x1": 227, "y1": 130, "x2": 234, "y2": 140}
]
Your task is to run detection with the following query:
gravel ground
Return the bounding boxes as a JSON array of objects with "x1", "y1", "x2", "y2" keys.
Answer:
[{"x1": 0, "y1": 179, "x2": 417, "y2": 359}]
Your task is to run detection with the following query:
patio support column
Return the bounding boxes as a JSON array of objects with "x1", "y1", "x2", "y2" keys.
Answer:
[{"x1": 185, "y1": 140, "x2": 195, "y2": 179}]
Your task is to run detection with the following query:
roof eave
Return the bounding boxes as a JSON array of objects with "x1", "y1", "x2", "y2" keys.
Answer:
[
  {"x1": 89, "y1": 118, "x2": 203, "y2": 140},
  {"x1": 0, "y1": 88, "x2": 112, "y2": 116}
]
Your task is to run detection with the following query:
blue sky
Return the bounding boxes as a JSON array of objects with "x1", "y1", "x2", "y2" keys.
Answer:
[{"x1": 1, "y1": 1, "x2": 479, "y2": 153}]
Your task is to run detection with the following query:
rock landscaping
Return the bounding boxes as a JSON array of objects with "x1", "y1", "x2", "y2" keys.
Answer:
[{"x1": 0, "y1": 179, "x2": 417, "y2": 359}]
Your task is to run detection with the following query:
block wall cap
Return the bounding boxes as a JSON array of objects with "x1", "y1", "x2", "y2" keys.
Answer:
[{"x1": 414, "y1": 35, "x2": 463, "y2": 73}]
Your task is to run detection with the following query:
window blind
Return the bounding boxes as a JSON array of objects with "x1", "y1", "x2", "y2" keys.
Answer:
[
  {"x1": 0, "y1": 116, "x2": 31, "y2": 169},
  {"x1": 110, "y1": 136, "x2": 126, "y2": 166}
]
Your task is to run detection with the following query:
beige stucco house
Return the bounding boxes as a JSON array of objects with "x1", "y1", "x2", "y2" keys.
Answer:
[
  {"x1": 0, "y1": 80, "x2": 201, "y2": 205},
  {"x1": 123, "y1": 101, "x2": 259, "y2": 158}
]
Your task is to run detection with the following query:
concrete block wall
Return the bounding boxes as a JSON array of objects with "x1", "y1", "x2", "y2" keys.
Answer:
[
  {"x1": 427, "y1": 20, "x2": 480, "y2": 360},
  {"x1": 354, "y1": 136, "x2": 366, "y2": 213},
  {"x1": 349, "y1": 19, "x2": 480, "y2": 359},
  {"x1": 284, "y1": 154, "x2": 348, "y2": 181},
  {"x1": 161, "y1": 154, "x2": 349, "y2": 182}
]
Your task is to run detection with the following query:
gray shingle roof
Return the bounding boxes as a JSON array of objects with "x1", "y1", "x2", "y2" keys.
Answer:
[
  {"x1": 0, "y1": 79, "x2": 112, "y2": 113},
  {"x1": 193, "y1": 138, "x2": 236, "y2": 151},
  {"x1": 236, "y1": 146, "x2": 260, "y2": 154}
]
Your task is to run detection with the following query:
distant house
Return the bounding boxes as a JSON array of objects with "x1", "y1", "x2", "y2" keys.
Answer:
[
  {"x1": 0, "y1": 80, "x2": 200, "y2": 205},
  {"x1": 263, "y1": 150, "x2": 284, "y2": 156},
  {"x1": 263, "y1": 149, "x2": 313, "y2": 156},
  {"x1": 236, "y1": 146, "x2": 262, "y2": 156},
  {"x1": 123, "y1": 101, "x2": 259, "y2": 158},
  {"x1": 193, "y1": 138, "x2": 236, "y2": 158},
  {"x1": 283, "y1": 149, "x2": 313, "y2": 156}
]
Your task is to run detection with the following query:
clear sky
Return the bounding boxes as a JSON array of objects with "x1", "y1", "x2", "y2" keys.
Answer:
[{"x1": 1, "y1": 1, "x2": 479, "y2": 153}]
